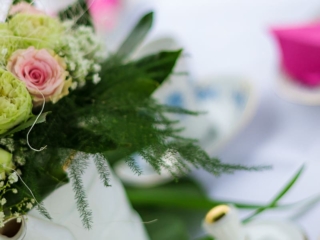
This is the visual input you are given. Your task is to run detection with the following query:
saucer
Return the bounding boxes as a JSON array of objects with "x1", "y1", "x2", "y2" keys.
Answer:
[
  {"x1": 244, "y1": 220, "x2": 307, "y2": 240},
  {"x1": 192, "y1": 76, "x2": 257, "y2": 155},
  {"x1": 277, "y1": 71, "x2": 320, "y2": 105}
]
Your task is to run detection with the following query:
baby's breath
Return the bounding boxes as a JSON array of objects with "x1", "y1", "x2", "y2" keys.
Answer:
[{"x1": 55, "y1": 22, "x2": 105, "y2": 88}]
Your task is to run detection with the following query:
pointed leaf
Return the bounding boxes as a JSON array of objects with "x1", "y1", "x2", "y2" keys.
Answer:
[
  {"x1": 134, "y1": 50, "x2": 183, "y2": 85},
  {"x1": 116, "y1": 12, "x2": 154, "y2": 60},
  {"x1": 243, "y1": 165, "x2": 305, "y2": 222}
]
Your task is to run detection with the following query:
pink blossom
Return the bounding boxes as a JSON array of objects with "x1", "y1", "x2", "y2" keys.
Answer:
[
  {"x1": 88, "y1": 0, "x2": 121, "y2": 32},
  {"x1": 7, "y1": 47, "x2": 72, "y2": 105},
  {"x1": 9, "y1": 2, "x2": 46, "y2": 16}
]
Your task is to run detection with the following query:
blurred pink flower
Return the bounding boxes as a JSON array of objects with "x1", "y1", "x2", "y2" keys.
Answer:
[
  {"x1": 7, "y1": 47, "x2": 71, "y2": 105},
  {"x1": 88, "y1": 0, "x2": 121, "y2": 31}
]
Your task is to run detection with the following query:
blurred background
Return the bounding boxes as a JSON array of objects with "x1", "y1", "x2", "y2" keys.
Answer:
[
  {"x1": 99, "y1": 0, "x2": 320, "y2": 239},
  {"x1": 38, "y1": 0, "x2": 320, "y2": 239},
  {"x1": 137, "y1": 1, "x2": 320, "y2": 239}
]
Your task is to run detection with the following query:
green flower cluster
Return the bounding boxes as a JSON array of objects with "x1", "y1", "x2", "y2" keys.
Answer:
[{"x1": 0, "y1": 69, "x2": 32, "y2": 134}]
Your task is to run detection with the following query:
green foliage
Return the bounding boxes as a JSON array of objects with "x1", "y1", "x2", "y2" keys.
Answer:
[
  {"x1": 128, "y1": 178, "x2": 214, "y2": 240},
  {"x1": 140, "y1": 211, "x2": 190, "y2": 240},
  {"x1": 13, "y1": 0, "x2": 33, "y2": 4},
  {"x1": 4, "y1": 148, "x2": 69, "y2": 219},
  {"x1": 58, "y1": 0, "x2": 93, "y2": 28},
  {"x1": 69, "y1": 152, "x2": 92, "y2": 229},
  {"x1": 1, "y1": 11, "x2": 263, "y2": 229},
  {"x1": 243, "y1": 165, "x2": 305, "y2": 223},
  {"x1": 93, "y1": 154, "x2": 111, "y2": 187},
  {"x1": 126, "y1": 178, "x2": 266, "y2": 210},
  {"x1": 116, "y1": 12, "x2": 154, "y2": 60},
  {"x1": 0, "y1": 112, "x2": 50, "y2": 138},
  {"x1": 197, "y1": 237, "x2": 214, "y2": 240},
  {"x1": 133, "y1": 50, "x2": 183, "y2": 85}
]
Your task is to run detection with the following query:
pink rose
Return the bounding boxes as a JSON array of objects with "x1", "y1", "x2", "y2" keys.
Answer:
[
  {"x1": 9, "y1": 2, "x2": 46, "y2": 16},
  {"x1": 7, "y1": 47, "x2": 72, "y2": 105}
]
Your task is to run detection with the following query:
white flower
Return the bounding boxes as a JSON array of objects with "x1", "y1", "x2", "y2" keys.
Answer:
[
  {"x1": 14, "y1": 156, "x2": 26, "y2": 166},
  {"x1": 8, "y1": 172, "x2": 18, "y2": 184},
  {"x1": 93, "y1": 74, "x2": 101, "y2": 84},
  {"x1": 1, "y1": 198, "x2": 6, "y2": 205},
  {"x1": 26, "y1": 203, "x2": 33, "y2": 209},
  {"x1": 17, "y1": 217, "x2": 22, "y2": 223},
  {"x1": 0, "y1": 182, "x2": 4, "y2": 188},
  {"x1": 12, "y1": 188, "x2": 17, "y2": 194},
  {"x1": 31, "y1": 199, "x2": 35, "y2": 204},
  {"x1": 69, "y1": 61, "x2": 76, "y2": 71},
  {"x1": 93, "y1": 64, "x2": 101, "y2": 72},
  {"x1": 70, "y1": 81, "x2": 78, "y2": 90}
]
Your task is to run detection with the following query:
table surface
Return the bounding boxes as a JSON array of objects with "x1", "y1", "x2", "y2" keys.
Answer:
[{"x1": 147, "y1": 1, "x2": 320, "y2": 239}]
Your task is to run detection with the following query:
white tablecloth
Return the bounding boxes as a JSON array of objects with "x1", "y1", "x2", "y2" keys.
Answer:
[{"x1": 149, "y1": 1, "x2": 320, "y2": 239}]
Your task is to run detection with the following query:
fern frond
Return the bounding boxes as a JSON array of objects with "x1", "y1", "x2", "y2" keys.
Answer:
[
  {"x1": 125, "y1": 155, "x2": 142, "y2": 176},
  {"x1": 93, "y1": 154, "x2": 111, "y2": 187},
  {"x1": 36, "y1": 203, "x2": 52, "y2": 220},
  {"x1": 69, "y1": 152, "x2": 92, "y2": 229}
]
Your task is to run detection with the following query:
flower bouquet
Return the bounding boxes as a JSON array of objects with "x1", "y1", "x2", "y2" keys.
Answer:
[{"x1": 0, "y1": 0, "x2": 253, "y2": 237}]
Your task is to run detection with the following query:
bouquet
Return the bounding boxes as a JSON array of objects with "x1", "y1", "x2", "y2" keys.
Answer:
[{"x1": 0, "y1": 0, "x2": 252, "y2": 231}]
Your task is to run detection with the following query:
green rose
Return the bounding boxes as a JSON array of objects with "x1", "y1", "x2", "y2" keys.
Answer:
[
  {"x1": 0, "y1": 17, "x2": 62, "y2": 66},
  {"x1": 8, "y1": 14, "x2": 63, "y2": 49},
  {"x1": 0, "y1": 69, "x2": 32, "y2": 134}
]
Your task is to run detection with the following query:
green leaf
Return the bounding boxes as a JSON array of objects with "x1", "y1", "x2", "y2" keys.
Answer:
[
  {"x1": 58, "y1": 0, "x2": 93, "y2": 28},
  {"x1": 243, "y1": 165, "x2": 305, "y2": 223},
  {"x1": 0, "y1": 112, "x2": 50, "y2": 138},
  {"x1": 126, "y1": 178, "x2": 266, "y2": 210},
  {"x1": 134, "y1": 50, "x2": 183, "y2": 85},
  {"x1": 139, "y1": 210, "x2": 189, "y2": 240},
  {"x1": 116, "y1": 12, "x2": 154, "y2": 60},
  {"x1": 196, "y1": 237, "x2": 214, "y2": 240}
]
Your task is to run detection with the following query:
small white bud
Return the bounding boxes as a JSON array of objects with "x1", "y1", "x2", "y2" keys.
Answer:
[
  {"x1": 26, "y1": 203, "x2": 33, "y2": 209},
  {"x1": 9, "y1": 172, "x2": 18, "y2": 184},
  {"x1": 71, "y1": 82, "x2": 78, "y2": 90},
  {"x1": 93, "y1": 64, "x2": 101, "y2": 72},
  {"x1": 93, "y1": 74, "x2": 101, "y2": 84},
  {"x1": 69, "y1": 62, "x2": 76, "y2": 71}
]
